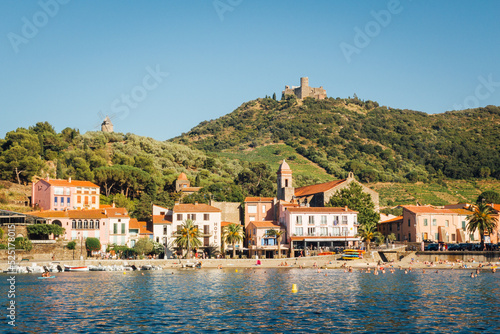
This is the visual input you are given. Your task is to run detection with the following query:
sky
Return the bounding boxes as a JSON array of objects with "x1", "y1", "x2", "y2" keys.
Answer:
[{"x1": 1, "y1": 0, "x2": 499, "y2": 141}]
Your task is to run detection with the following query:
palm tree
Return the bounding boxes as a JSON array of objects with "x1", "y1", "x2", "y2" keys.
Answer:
[
  {"x1": 223, "y1": 223, "x2": 245, "y2": 258},
  {"x1": 174, "y1": 219, "x2": 202, "y2": 259},
  {"x1": 466, "y1": 203, "x2": 498, "y2": 250},
  {"x1": 356, "y1": 222, "x2": 382, "y2": 251},
  {"x1": 265, "y1": 229, "x2": 286, "y2": 258}
]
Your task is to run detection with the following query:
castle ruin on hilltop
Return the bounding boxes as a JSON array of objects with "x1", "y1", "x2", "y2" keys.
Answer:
[{"x1": 282, "y1": 77, "x2": 327, "y2": 100}]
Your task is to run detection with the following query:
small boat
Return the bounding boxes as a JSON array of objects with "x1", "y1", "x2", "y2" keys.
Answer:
[
  {"x1": 318, "y1": 252, "x2": 335, "y2": 256},
  {"x1": 64, "y1": 265, "x2": 89, "y2": 272},
  {"x1": 342, "y1": 249, "x2": 365, "y2": 260},
  {"x1": 38, "y1": 276, "x2": 56, "y2": 279}
]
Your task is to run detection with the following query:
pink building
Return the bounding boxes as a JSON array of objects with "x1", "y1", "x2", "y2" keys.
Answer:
[
  {"x1": 247, "y1": 221, "x2": 287, "y2": 258},
  {"x1": 32, "y1": 177, "x2": 100, "y2": 211},
  {"x1": 26, "y1": 209, "x2": 111, "y2": 252},
  {"x1": 399, "y1": 205, "x2": 479, "y2": 243},
  {"x1": 244, "y1": 197, "x2": 276, "y2": 227}
]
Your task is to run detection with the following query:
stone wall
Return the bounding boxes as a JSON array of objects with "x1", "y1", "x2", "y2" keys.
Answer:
[
  {"x1": 0, "y1": 239, "x2": 87, "y2": 262},
  {"x1": 414, "y1": 251, "x2": 500, "y2": 263}
]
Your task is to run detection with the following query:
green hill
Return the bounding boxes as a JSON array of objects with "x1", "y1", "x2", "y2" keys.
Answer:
[{"x1": 172, "y1": 96, "x2": 500, "y2": 183}]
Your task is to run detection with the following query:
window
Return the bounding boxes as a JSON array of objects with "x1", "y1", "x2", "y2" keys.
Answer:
[
  {"x1": 470, "y1": 234, "x2": 474, "y2": 241},
  {"x1": 248, "y1": 205, "x2": 257, "y2": 214},
  {"x1": 163, "y1": 226, "x2": 168, "y2": 234},
  {"x1": 320, "y1": 227, "x2": 328, "y2": 236},
  {"x1": 296, "y1": 216, "x2": 302, "y2": 225},
  {"x1": 285, "y1": 179, "x2": 288, "y2": 187},
  {"x1": 204, "y1": 214, "x2": 209, "y2": 221},
  {"x1": 131, "y1": 240, "x2": 136, "y2": 247},
  {"x1": 307, "y1": 227, "x2": 316, "y2": 236},
  {"x1": 462, "y1": 221, "x2": 466, "y2": 229},
  {"x1": 445, "y1": 220, "x2": 449, "y2": 227},
  {"x1": 54, "y1": 197, "x2": 58, "y2": 206},
  {"x1": 408, "y1": 219, "x2": 411, "y2": 227},
  {"x1": 423, "y1": 218, "x2": 428, "y2": 226},
  {"x1": 67, "y1": 197, "x2": 70, "y2": 206},
  {"x1": 249, "y1": 216, "x2": 255, "y2": 222},
  {"x1": 92, "y1": 197, "x2": 96, "y2": 204},
  {"x1": 333, "y1": 216, "x2": 339, "y2": 226},
  {"x1": 321, "y1": 216, "x2": 327, "y2": 225},
  {"x1": 432, "y1": 219, "x2": 437, "y2": 226},
  {"x1": 84, "y1": 220, "x2": 88, "y2": 229},
  {"x1": 54, "y1": 187, "x2": 63, "y2": 195},
  {"x1": 308, "y1": 216, "x2": 315, "y2": 225},
  {"x1": 435, "y1": 233, "x2": 439, "y2": 240},
  {"x1": 121, "y1": 224, "x2": 125, "y2": 234},
  {"x1": 65, "y1": 188, "x2": 70, "y2": 195},
  {"x1": 295, "y1": 227, "x2": 303, "y2": 236},
  {"x1": 77, "y1": 220, "x2": 82, "y2": 229},
  {"x1": 113, "y1": 224, "x2": 118, "y2": 234},
  {"x1": 177, "y1": 214, "x2": 183, "y2": 221},
  {"x1": 95, "y1": 220, "x2": 100, "y2": 229},
  {"x1": 188, "y1": 214, "x2": 196, "y2": 221},
  {"x1": 262, "y1": 205, "x2": 266, "y2": 213},
  {"x1": 397, "y1": 223, "x2": 400, "y2": 231},
  {"x1": 333, "y1": 227, "x2": 340, "y2": 236},
  {"x1": 160, "y1": 211, "x2": 165, "y2": 216},
  {"x1": 342, "y1": 227, "x2": 349, "y2": 236},
  {"x1": 342, "y1": 216, "x2": 348, "y2": 225},
  {"x1": 452, "y1": 234, "x2": 455, "y2": 241},
  {"x1": 76, "y1": 187, "x2": 82, "y2": 193},
  {"x1": 89, "y1": 220, "x2": 94, "y2": 229},
  {"x1": 72, "y1": 220, "x2": 76, "y2": 229},
  {"x1": 408, "y1": 233, "x2": 411, "y2": 241}
]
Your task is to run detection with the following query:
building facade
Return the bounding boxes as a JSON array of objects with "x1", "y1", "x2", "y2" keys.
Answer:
[
  {"x1": 243, "y1": 197, "x2": 276, "y2": 227},
  {"x1": 281, "y1": 206, "x2": 359, "y2": 256},
  {"x1": 246, "y1": 221, "x2": 287, "y2": 258},
  {"x1": 32, "y1": 177, "x2": 100, "y2": 211}
]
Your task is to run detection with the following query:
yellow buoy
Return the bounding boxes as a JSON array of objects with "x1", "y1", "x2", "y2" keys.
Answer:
[
  {"x1": 123, "y1": 272, "x2": 126, "y2": 275},
  {"x1": 235, "y1": 269, "x2": 238, "y2": 273},
  {"x1": 291, "y1": 284, "x2": 298, "y2": 293}
]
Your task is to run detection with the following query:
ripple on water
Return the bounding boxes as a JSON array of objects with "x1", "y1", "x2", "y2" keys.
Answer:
[{"x1": 1, "y1": 269, "x2": 500, "y2": 333}]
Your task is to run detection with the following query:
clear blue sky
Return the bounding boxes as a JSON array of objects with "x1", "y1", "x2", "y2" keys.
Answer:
[{"x1": 1, "y1": 0, "x2": 499, "y2": 141}]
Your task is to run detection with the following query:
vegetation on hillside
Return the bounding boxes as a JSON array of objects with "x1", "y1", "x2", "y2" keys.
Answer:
[{"x1": 173, "y1": 96, "x2": 500, "y2": 183}]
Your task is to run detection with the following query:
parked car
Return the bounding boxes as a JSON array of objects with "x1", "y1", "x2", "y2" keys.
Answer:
[
  {"x1": 447, "y1": 244, "x2": 461, "y2": 251},
  {"x1": 425, "y1": 243, "x2": 439, "y2": 251}
]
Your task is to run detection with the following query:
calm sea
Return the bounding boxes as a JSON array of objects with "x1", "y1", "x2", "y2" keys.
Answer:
[{"x1": 1, "y1": 268, "x2": 499, "y2": 333}]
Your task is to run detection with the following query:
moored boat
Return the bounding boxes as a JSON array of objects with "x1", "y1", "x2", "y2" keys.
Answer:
[{"x1": 64, "y1": 265, "x2": 89, "y2": 272}]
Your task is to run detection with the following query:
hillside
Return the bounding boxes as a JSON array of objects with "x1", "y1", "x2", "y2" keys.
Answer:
[{"x1": 171, "y1": 96, "x2": 500, "y2": 183}]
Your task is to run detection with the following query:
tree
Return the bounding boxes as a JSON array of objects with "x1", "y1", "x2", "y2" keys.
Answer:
[
  {"x1": 236, "y1": 162, "x2": 275, "y2": 197},
  {"x1": 272, "y1": 93, "x2": 276, "y2": 100},
  {"x1": 265, "y1": 228, "x2": 285, "y2": 258},
  {"x1": 27, "y1": 224, "x2": 65, "y2": 240},
  {"x1": 223, "y1": 223, "x2": 245, "y2": 258},
  {"x1": 66, "y1": 241, "x2": 77, "y2": 250},
  {"x1": 356, "y1": 222, "x2": 382, "y2": 251},
  {"x1": 174, "y1": 219, "x2": 201, "y2": 259},
  {"x1": 477, "y1": 191, "x2": 500, "y2": 205},
  {"x1": 327, "y1": 182, "x2": 380, "y2": 227},
  {"x1": 86, "y1": 237, "x2": 101, "y2": 256},
  {"x1": 14, "y1": 237, "x2": 32, "y2": 251},
  {"x1": 466, "y1": 203, "x2": 498, "y2": 250},
  {"x1": 134, "y1": 237, "x2": 154, "y2": 256}
]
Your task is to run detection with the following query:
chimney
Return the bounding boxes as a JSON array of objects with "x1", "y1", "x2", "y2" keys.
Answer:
[
  {"x1": 195, "y1": 201, "x2": 198, "y2": 205},
  {"x1": 112, "y1": 202, "x2": 115, "y2": 208},
  {"x1": 345, "y1": 206, "x2": 348, "y2": 211},
  {"x1": 68, "y1": 177, "x2": 71, "y2": 183},
  {"x1": 46, "y1": 173, "x2": 49, "y2": 181}
]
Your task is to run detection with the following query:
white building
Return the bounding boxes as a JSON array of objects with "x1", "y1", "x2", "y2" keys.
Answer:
[
  {"x1": 152, "y1": 203, "x2": 221, "y2": 258},
  {"x1": 106, "y1": 207, "x2": 130, "y2": 246},
  {"x1": 280, "y1": 206, "x2": 360, "y2": 257}
]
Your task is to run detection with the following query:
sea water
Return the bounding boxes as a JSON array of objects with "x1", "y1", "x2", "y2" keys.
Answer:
[{"x1": 1, "y1": 268, "x2": 499, "y2": 333}]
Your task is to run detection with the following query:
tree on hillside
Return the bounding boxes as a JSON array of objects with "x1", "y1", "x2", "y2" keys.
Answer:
[
  {"x1": 326, "y1": 182, "x2": 380, "y2": 227},
  {"x1": 466, "y1": 203, "x2": 498, "y2": 250},
  {"x1": 236, "y1": 162, "x2": 275, "y2": 197},
  {"x1": 477, "y1": 191, "x2": 500, "y2": 205}
]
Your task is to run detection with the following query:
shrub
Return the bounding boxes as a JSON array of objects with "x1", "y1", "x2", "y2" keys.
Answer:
[{"x1": 66, "y1": 241, "x2": 77, "y2": 250}]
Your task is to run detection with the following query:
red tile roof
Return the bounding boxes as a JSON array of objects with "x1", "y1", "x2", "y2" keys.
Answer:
[
  {"x1": 491, "y1": 204, "x2": 500, "y2": 212},
  {"x1": 153, "y1": 214, "x2": 172, "y2": 225},
  {"x1": 402, "y1": 205, "x2": 471, "y2": 215},
  {"x1": 178, "y1": 173, "x2": 188, "y2": 181},
  {"x1": 244, "y1": 197, "x2": 275, "y2": 202},
  {"x1": 379, "y1": 216, "x2": 403, "y2": 224},
  {"x1": 221, "y1": 221, "x2": 234, "y2": 227},
  {"x1": 182, "y1": 187, "x2": 202, "y2": 192},
  {"x1": 130, "y1": 218, "x2": 152, "y2": 234},
  {"x1": 173, "y1": 203, "x2": 221, "y2": 213},
  {"x1": 286, "y1": 207, "x2": 357, "y2": 214},
  {"x1": 104, "y1": 207, "x2": 129, "y2": 218},
  {"x1": 248, "y1": 221, "x2": 281, "y2": 228},
  {"x1": 40, "y1": 178, "x2": 99, "y2": 188},
  {"x1": 294, "y1": 179, "x2": 347, "y2": 197},
  {"x1": 26, "y1": 209, "x2": 108, "y2": 219}
]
